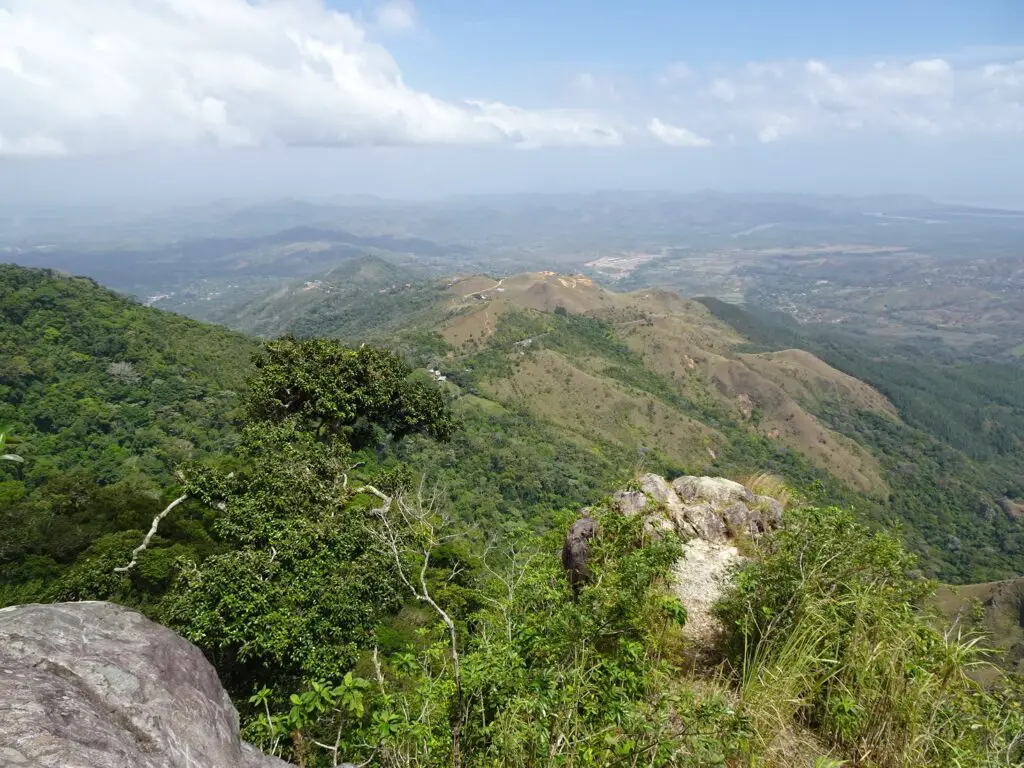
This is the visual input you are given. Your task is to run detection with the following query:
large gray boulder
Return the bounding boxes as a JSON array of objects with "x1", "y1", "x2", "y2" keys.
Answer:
[{"x1": 0, "y1": 601, "x2": 288, "y2": 768}]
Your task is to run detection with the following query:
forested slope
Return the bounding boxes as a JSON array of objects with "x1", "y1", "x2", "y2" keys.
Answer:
[
  {"x1": 0, "y1": 265, "x2": 258, "y2": 603},
  {"x1": 698, "y1": 297, "x2": 1024, "y2": 583},
  {"x1": 222, "y1": 267, "x2": 1024, "y2": 581}
]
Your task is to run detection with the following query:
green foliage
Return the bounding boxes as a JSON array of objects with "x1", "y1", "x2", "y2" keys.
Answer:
[
  {"x1": 698, "y1": 297, "x2": 1024, "y2": 582},
  {"x1": 161, "y1": 421, "x2": 403, "y2": 690},
  {"x1": 245, "y1": 506, "x2": 752, "y2": 767},
  {"x1": 246, "y1": 337, "x2": 454, "y2": 448},
  {"x1": 814, "y1": 405, "x2": 1024, "y2": 582},
  {"x1": 162, "y1": 338, "x2": 456, "y2": 693},
  {"x1": 716, "y1": 506, "x2": 1024, "y2": 767},
  {"x1": 4, "y1": 264, "x2": 1023, "y2": 767},
  {"x1": 286, "y1": 275, "x2": 447, "y2": 342},
  {"x1": 244, "y1": 674, "x2": 373, "y2": 766},
  {"x1": 398, "y1": 398, "x2": 651, "y2": 529},
  {"x1": 0, "y1": 265, "x2": 255, "y2": 602}
]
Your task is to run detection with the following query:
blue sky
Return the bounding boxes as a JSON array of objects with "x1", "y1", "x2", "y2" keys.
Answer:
[
  {"x1": 385, "y1": 0, "x2": 1020, "y2": 77},
  {"x1": 1, "y1": 0, "x2": 1022, "y2": 205}
]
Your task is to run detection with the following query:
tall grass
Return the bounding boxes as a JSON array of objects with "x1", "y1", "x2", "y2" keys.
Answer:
[
  {"x1": 740, "y1": 472, "x2": 791, "y2": 508},
  {"x1": 717, "y1": 506, "x2": 1023, "y2": 768}
]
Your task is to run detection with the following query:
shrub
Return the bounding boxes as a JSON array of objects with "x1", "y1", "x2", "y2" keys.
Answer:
[{"x1": 716, "y1": 506, "x2": 1024, "y2": 767}]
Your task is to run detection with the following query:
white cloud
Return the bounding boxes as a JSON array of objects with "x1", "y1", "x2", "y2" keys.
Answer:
[
  {"x1": 664, "y1": 56, "x2": 1024, "y2": 143},
  {"x1": 373, "y1": 0, "x2": 417, "y2": 33},
  {"x1": 469, "y1": 101, "x2": 622, "y2": 149},
  {"x1": 1, "y1": 1, "x2": 1021, "y2": 160},
  {"x1": 648, "y1": 118, "x2": 712, "y2": 147},
  {"x1": 709, "y1": 78, "x2": 736, "y2": 103},
  {"x1": 0, "y1": 0, "x2": 619, "y2": 156}
]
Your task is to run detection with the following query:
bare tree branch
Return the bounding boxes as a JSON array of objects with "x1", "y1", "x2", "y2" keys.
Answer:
[
  {"x1": 114, "y1": 494, "x2": 189, "y2": 573},
  {"x1": 366, "y1": 488, "x2": 464, "y2": 768}
]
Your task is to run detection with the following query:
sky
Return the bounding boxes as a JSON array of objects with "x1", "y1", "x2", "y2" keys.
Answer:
[{"x1": 1, "y1": 0, "x2": 1022, "y2": 206}]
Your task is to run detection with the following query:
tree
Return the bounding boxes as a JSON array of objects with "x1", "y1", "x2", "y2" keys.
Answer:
[
  {"x1": 161, "y1": 421, "x2": 403, "y2": 690},
  {"x1": 245, "y1": 338, "x2": 454, "y2": 449},
  {"x1": 147, "y1": 340, "x2": 455, "y2": 694}
]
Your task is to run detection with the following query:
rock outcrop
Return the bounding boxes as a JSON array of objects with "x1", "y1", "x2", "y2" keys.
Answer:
[
  {"x1": 612, "y1": 474, "x2": 784, "y2": 650},
  {"x1": 0, "y1": 601, "x2": 287, "y2": 768}
]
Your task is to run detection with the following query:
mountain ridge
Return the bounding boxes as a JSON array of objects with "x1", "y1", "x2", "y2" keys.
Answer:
[{"x1": 214, "y1": 263, "x2": 1024, "y2": 582}]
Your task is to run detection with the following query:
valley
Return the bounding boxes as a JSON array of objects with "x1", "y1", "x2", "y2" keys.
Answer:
[
  {"x1": 6, "y1": 2, "x2": 1024, "y2": 762},
  {"x1": 168, "y1": 256, "x2": 1024, "y2": 584}
]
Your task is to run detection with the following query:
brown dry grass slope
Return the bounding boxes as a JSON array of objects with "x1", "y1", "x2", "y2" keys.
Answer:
[
  {"x1": 482, "y1": 348, "x2": 721, "y2": 468},
  {"x1": 706, "y1": 358, "x2": 887, "y2": 496},
  {"x1": 434, "y1": 271, "x2": 896, "y2": 496}
]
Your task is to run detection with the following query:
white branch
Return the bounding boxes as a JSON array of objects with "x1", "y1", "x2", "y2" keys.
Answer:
[
  {"x1": 367, "y1": 489, "x2": 464, "y2": 768},
  {"x1": 114, "y1": 494, "x2": 189, "y2": 573}
]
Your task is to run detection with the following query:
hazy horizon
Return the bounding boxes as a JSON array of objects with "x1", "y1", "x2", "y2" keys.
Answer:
[{"x1": 1, "y1": 1, "x2": 1022, "y2": 209}]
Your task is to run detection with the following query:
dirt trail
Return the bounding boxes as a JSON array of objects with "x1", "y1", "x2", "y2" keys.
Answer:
[{"x1": 462, "y1": 277, "x2": 504, "y2": 298}]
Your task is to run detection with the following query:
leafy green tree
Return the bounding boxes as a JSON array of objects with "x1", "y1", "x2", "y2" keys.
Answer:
[
  {"x1": 162, "y1": 421, "x2": 403, "y2": 690},
  {"x1": 245, "y1": 338, "x2": 454, "y2": 448},
  {"x1": 160, "y1": 340, "x2": 456, "y2": 693}
]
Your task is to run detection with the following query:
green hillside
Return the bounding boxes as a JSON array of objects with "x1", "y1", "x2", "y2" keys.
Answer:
[
  {"x1": 697, "y1": 297, "x2": 1024, "y2": 583},
  {"x1": 0, "y1": 265, "x2": 640, "y2": 603},
  {"x1": 224, "y1": 267, "x2": 1024, "y2": 582},
  {"x1": 213, "y1": 254, "x2": 440, "y2": 339},
  {"x1": 0, "y1": 265, "x2": 259, "y2": 604}
]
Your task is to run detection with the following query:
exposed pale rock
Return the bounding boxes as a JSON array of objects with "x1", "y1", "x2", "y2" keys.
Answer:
[
  {"x1": 672, "y1": 475, "x2": 754, "y2": 506},
  {"x1": 610, "y1": 474, "x2": 786, "y2": 653},
  {"x1": 670, "y1": 539, "x2": 743, "y2": 647},
  {"x1": 721, "y1": 501, "x2": 752, "y2": 531},
  {"x1": 681, "y1": 502, "x2": 729, "y2": 543},
  {"x1": 639, "y1": 473, "x2": 698, "y2": 536},
  {"x1": 612, "y1": 490, "x2": 649, "y2": 517},
  {"x1": 0, "y1": 601, "x2": 288, "y2": 768},
  {"x1": 639, "y1": 473, "x2": 678, "y2": 507}
]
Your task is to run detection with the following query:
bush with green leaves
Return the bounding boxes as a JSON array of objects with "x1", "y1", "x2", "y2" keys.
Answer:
[
  {"x1": 154, "y1": 337, "x2": 458, "y2": 693},
  {"x1": 245, "y1": 337, "x2": 455, "y2": 448},
  {"x1": 242, "y1": 502, "x2": 752, "y2": 767},
  {"x1": 158, "y1": 421, "x2": 403, "y2": 690}
]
